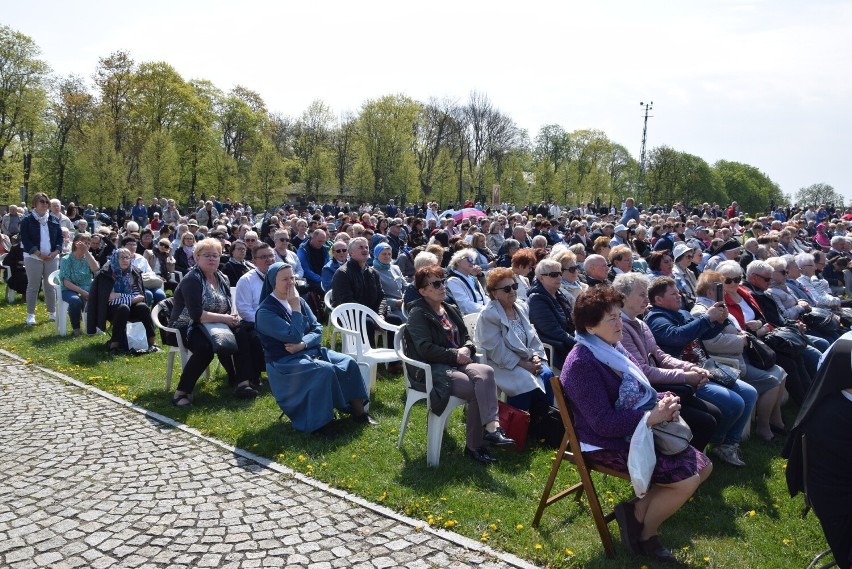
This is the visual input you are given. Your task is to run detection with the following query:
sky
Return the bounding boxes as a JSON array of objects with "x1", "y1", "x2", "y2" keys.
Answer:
[{"x1": 5, "y1": 0, "x2": 852, "y2": 203}]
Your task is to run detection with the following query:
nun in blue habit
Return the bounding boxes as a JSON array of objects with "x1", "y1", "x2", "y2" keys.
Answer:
[{"x1": 255, "y1": 262, "x2": 376, "y2": 433}]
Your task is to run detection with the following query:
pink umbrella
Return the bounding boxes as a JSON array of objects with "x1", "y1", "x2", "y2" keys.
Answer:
[{"x1": 440, "y1": 208, "x2": 488, "y2": 222}]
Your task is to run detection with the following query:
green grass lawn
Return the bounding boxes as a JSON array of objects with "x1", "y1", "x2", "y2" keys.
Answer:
[{"x1": 0, "y1": 297, "x2": 828, "y2": 568}]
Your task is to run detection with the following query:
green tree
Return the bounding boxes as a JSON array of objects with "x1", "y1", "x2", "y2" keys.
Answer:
[
  {"x1": 356, "y1": 94, "x2": 420, "y2": 203},
  {"x1": 714, "y1": 160, "x2": 783, "y2": 214},
  {"x1": 795, "y1": 182, "x2": 844, "y2": 208},
  {"x1": 249, "y1": 140, "x2": 284, "y2": 209},
  {"x1": 414, "y1": 98, "x2": 456, "y2": 200},
  {"x1": 139, "y1": 130, "x2": 179, "y2": 198},
  {"x1": 293, "y1": 99, "x2": 334, "y2": 196},
  {"x1": 532, "y1": 124, "x2": 571, "y2": 203},
  {"x1": 77, "y1": 121, "x2": 124, "y2": 208},
  {"x1": 331, "y1": 111, "x2": 358, "y2": 193},
  {"x1": 42, "y1": 75, "x2": 92, "y2": 199},
  {"x1": 0, "y1": 24, "x2": 49, "y2": 198}
]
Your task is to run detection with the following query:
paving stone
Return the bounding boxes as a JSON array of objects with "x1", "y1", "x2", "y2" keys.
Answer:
[{"x1": 0, "y1": 357, "x2": 527, "y2": 569}]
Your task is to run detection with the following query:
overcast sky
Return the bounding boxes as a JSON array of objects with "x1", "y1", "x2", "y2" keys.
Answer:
[{"x1": 5, "y1": 0, "x2": 852, "y2": 203}]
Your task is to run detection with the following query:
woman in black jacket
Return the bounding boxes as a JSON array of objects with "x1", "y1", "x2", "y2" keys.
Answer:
[
  {"x1": 19, "y1": 192, "x2": 63, "y2": 325},
  {"x1": 403, "y1": 265, "x2": 513, "y2": 465},
  {"x1": 87, "y1": 249, "x2": 158, "y2": 355},
  {"x1": 527, "y1": 259, "x2": 576, "y2": 370}
]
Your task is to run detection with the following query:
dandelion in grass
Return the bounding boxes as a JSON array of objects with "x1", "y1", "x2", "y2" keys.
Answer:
[
  {"x1": 748, "y1": 510, "x2": 756, "y2": 517},
  {"x1": 534, "y1": 544, "x2": 542, "y2": 549},
  {"x1": 516, "y1": 524, "x2": 523, "y2": 530}
]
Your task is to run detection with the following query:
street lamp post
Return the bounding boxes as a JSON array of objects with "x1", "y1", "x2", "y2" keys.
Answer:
[{"x1": 638, "y1": 101, "x2": 653, "y2": 203}]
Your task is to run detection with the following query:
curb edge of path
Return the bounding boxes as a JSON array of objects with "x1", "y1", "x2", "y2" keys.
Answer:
[{"x1": 0, "y1": 348, "x2": 540, "y2": 569}]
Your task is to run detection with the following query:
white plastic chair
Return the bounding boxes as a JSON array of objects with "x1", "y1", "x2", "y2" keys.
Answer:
[
  {"x1": 152, "y1": 301, "x2": 210, "y2": 392},
  {"x1": 394, "y1": 323, "x2": 466, "y2": 467},
  {"x1": 48, "y1": 270, "x2": 71, "y2": 336},
  {"x1": 1, "y1": 254, "x2": 16, "y2": 303},
  {"x1": 330, "y1": 303, "x2": 400, "y2": 393},
  {"x1": 324, "y1": 290, "x2": 338, "y2": 348},
  {"x1": 462, "y1": 312, "x2": 480, "y2": 339}
]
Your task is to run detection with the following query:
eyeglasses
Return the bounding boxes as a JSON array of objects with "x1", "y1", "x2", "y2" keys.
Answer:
[
  {"x1": 158, "y1": 243, "x2": 170, "y2": 249},
  {"x1": 562, "y1": 266, "x2": 579, "y2": 273},
  {"x1": 118, "y1": 255, "x2": 132, "y2": 261},
  {"x1": 755, "y1": 274, "x2": 772, "y2": 282},
  {"x1": 245, "y1": 238, "x2": 257, "y2": 242},
  {"x1": 776, "y1": 269, "x2": 788, "y2": 275},
  {"x1": 254, "y1": 254, "x2": 274, "y2": 260},
  {"x1": 277, "y1": 238, "x2": 290, "y2": 242},
  {"x1": 724, "y1": 277, "x2": 742, "y2": 284},
  {"x1": 333, "y1": 248, "x2": 348, "y2": 253},
  {"x1": 198, "y1": 253, "x2": 220, "y2": 260},
  {"x1": 493, "y1": 282, "x2": 519, "y2": 294},
  {"x1": 38, "y1": 199, "x2": 49, "y2": 205},
  {"x1": 464, "y1": 257, "x2": 475, "y2": 264},
  {"x1": 426, "y1": 279, "x2": 446, "y2": 289},
  {"x1": 542, "y1": 271, "x2": 562, "y2": 278}
]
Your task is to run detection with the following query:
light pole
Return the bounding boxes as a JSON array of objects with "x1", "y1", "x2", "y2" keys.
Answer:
[{"x1": 638, "y1": 101, "x2": 653, "y2": 203}]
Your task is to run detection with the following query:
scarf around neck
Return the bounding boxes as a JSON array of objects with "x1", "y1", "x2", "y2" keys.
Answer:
[
  {"x1": 32, "y1": 210, "x2": 49, "y2": 226},
  {"x1": 575, "y1": 332, "x2": 655, "y2": 411}
]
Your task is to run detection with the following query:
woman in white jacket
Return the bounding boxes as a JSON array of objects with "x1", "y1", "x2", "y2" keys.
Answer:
[{"x1": 475, "y1": 268, "x2": 554, "y2": 422}]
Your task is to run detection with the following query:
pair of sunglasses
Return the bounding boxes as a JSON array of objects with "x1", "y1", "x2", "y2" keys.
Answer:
[
  {"x1": 493, "y1": 282, "x2": 519, "y2": 294},
  {"x1": 724, "y1": 277, "x2": 742, "y2": 284}
]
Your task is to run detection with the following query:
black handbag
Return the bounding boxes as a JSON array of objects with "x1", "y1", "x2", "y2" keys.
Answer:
[
  {"x1": 763, "y1": 326, "x2": 808, "y2": 356},
  {"x1": 199, "y1": 322, "x2": 238, "y2": 355},
  {"x1": 800, "y1": 307, "x2": 840, "y2": 335},
  {"x1": 745, "y1": 333, "x2": 777, "y2": 370}
]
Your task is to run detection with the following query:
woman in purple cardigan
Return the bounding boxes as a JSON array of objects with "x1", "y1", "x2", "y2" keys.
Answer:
[
  {"x1": 561, "y1": 285, "x2": 712, "y2": 563},
  {"x1": 612, "y1": 272, "x2": 721, "y2": 452}
]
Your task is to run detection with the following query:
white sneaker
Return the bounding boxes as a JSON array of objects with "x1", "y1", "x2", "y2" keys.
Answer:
[
  {"x1": 48, "y1": 312, "x2": 56, "y2": 322},
  {"x1": 26, "y1": 314, "x2": 36, "y2": 326}
]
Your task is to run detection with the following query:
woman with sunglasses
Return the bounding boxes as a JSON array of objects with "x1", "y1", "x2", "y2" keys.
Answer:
[
  {"x1": 405, "y1": 265, "x2": 514, "y2": 465},
  {"x1": 19, "y1": 192, "x2": 63, "y2": 325},
  {"x1": 551, "y1": 248, "x2": 587, "y2": 307},
  {"x1": 476, "y1": 268, "x2": 554, "y2": 435},
  {"x1": 146, "y1": 238, "x2": 178, "y2": 292},
  {"x1": 445, "y1": 249, "x2": 488, "y2": 316},
  {"x1": 174, "y1": 232, "x2": 197, "y2": 276},
  {"x1": 527, "y1": 259, "x2": 577, "y2": 370}
]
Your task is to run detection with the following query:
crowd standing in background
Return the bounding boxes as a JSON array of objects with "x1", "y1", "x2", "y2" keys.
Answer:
[{"x1": 3, "y1": 193, "x2": 851, "y2": 564}]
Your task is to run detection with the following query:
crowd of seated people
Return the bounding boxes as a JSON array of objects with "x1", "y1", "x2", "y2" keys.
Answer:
[{"x1": 6, "y1": 194, "x2": 852, "y2": 563}]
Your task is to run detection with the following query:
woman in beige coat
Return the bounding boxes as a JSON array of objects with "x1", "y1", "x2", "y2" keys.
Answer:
[{"x1": 475, "y1": 268, "x2": 555, "y2": 417}]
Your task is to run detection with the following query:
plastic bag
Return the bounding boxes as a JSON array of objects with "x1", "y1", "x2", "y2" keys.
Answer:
[
  {"x1": 126, "y1": 321, "x2": 148, "y2": 352},
  {"x1": 627, "y1": 411, "x2": 656, "y2": 498}
]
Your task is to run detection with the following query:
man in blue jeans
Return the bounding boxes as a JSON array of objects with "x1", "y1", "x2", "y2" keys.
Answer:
[{"x1": 646, "y1": 277, "x2": 757, "y2": 467}]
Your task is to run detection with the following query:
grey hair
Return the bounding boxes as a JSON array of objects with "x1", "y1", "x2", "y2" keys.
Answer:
[
  {"x1": 830, "y1": 235, "x2": 845, "y2": 247},
  {"x1": 795, "y1": 252, "x2": 814, "y2": 269},
  {"x1": 745, "y1": 259, "x2": 774, "y2": 278},
  {"x1": 535, "y1": 259, "x2": 562, "y2": 276},
  {"x1": 413, "y1": 251, "x2": 438, "y2": 270},
  {"x1": 612, "y1": 272, "x2": 649, "y2": 297},
  {"x1": 531, "y1": 235, "x2": 548, "y2": 248},
  {"x1": 716, "y1": 260, "x2": 743, "y2": 278},
  {"x1": 448, "y1": 248, "x2": 475, "y2": 269},
  {"x1": 765, "y1": 256, "x2": 787, "y2": 272},
  {"x1": 782, "y1": 254, "x2": 798, "y2": 268},
  {"x1": 347, "y1": 236, "x2": 368, "y2": 253}
]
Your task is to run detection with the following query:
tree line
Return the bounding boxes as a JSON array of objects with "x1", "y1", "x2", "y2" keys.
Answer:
[{"x1": 0, "y1": 24, "x2": 841, "y2": 214}]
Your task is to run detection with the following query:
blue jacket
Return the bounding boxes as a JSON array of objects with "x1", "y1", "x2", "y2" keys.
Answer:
[
  {"x1": 645, "y1": 305, "x2": 724, "y2": 357},
  {"x1": 527, "y1": 280, "x2": 575, "y2": 368},
  {"x1": 19, "y1": 213, "x2": 62, "y2": 256},
  {"x1": 321, "y1": 257, "x2": 343, "y2": 292},
  {"x1": 296, "y1": 240, "x2": 329, "y2": 287}
]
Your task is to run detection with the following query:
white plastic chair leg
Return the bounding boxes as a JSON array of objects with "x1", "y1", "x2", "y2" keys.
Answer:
[
  {"x1": 165, "y1": 351, "x2": 176, "y2": 392},
  {"x1": 426, "y1": 411, "x2": 453, "y2": 467},
  {"x1": 397, "y1": 392, "x2": 425, "y2": 447}
]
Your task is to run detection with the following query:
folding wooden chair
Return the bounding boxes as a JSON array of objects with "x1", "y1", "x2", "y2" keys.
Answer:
[{"x1": 533, "y1": 375, "x2": 631, "y2": 558}]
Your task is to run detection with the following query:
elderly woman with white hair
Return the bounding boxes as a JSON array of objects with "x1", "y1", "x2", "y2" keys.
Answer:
[
  {"x1": 551, "y1": 248, "x2": 587, "y2": 307},
  {"x1": 527, "y1": 259, "x2": 576, "y2": 369},
  {"x1": 796, "y1": 252, "x2": 847, "y2": 309},
  {"x1": 445, "y1": 248, "x2": 488, "y2": 315}
]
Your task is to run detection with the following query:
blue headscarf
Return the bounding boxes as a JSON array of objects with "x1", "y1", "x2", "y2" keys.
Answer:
[
  {"x1": 372, "y1": 242, "x2": 392, "y2": 271},
  {"x1": 260, "y1": 261, "x2": 287, "y2": 303},
  {"x1": 110, "y1": 249, "x2": 134, "y2": 294}
]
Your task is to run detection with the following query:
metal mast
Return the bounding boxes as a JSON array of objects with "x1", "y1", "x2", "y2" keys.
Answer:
[{"x1": 638, "y1": 101, "x2": 653, "y2": 202}]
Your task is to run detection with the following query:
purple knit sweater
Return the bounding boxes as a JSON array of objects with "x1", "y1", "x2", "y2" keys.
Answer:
[{"x1": 560, "y1": 344, "x2": 661, "y2": 453}]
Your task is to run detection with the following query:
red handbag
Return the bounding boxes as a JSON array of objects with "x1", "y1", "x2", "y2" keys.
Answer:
[{"x1": 498, "y1": 401, "x2": 530, "y2": 451}]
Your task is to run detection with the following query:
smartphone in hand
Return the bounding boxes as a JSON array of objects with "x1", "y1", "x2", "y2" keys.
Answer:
[{"x1": 715, "y1": 282, "x2": 724, "y2": 303}]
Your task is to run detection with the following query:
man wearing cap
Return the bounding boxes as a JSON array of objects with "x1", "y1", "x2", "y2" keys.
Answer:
[
  {"x1": 611, "y1": 224, "x2": 629, "y2": 247},
  {"x1": 705, "y1": 238, "x2": 742, "y2": 271},
  {"x1": 386, "y1": 219, "x2": 405, "y2": 259},
  {"x1": 672, "y1": 242, "x2": 699, "y2": 309}
]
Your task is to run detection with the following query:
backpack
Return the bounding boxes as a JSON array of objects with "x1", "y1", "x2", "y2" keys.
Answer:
[{"x1": 155, "y1": 298, "x2": 179, "y2": 347}]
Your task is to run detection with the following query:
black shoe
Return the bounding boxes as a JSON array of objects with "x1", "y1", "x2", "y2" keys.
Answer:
[
  {"x1": 464, "y1": 446, "x2": 497, "y2": 465},
  {"x1": 483, "y1": 427, "x2": 515, "y2": 446},
  {"x1": 311, "y1": 422, "x2": 338, "y2": 439},
  {"x1": 639, "y1": 535, "x2": 677, "y2": 564},
  {"x1": 352, "y1": 412, "x2": 378, "y2": 426},
  {"x1": 233, "y1": 384, "x2": 259, "y2": 399},
  {"x1": 614, "y1": 501, "x2": 643, "y2": 554}
]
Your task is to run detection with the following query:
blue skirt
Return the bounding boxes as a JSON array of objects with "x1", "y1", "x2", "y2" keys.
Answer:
[{"x1": 266, "y1": 346, "x2": 369, "y2": 433}]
